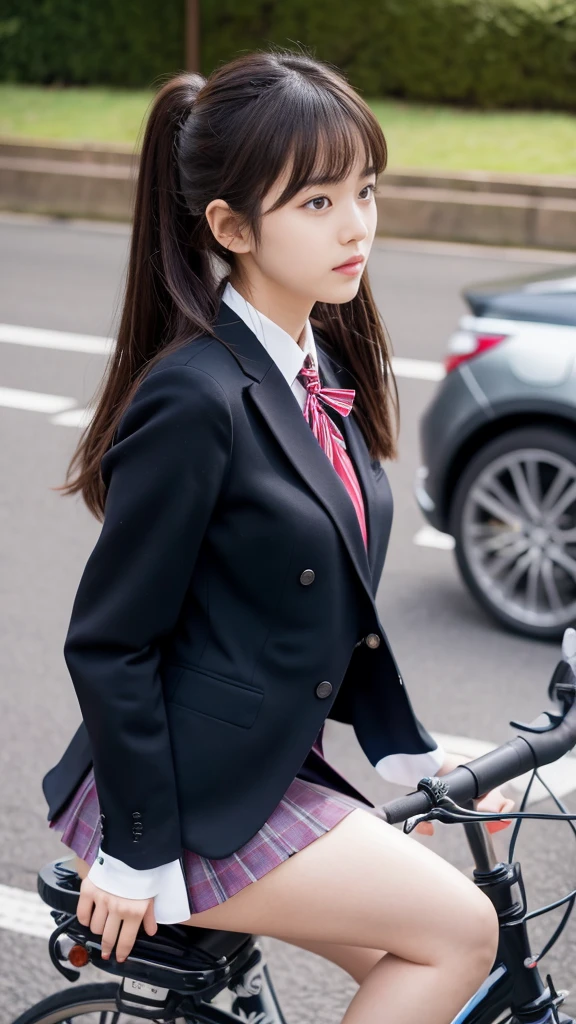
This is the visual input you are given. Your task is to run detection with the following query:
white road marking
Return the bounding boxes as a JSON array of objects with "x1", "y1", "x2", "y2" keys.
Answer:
[
  {"x1": 0, "y1": 882, "x2": 55, "y2": 939},
  {"x1": 0, "y1": 386, "x2": 77, "y2": 414},
  {"x1": 414, "y1": 525, "x2": 455, "y2": 549},
  {"x1": 0, "y1": 326, "x2": 445, "y2": 431},
  {"x1": 0, "y1": 323, "x2": 112, "y2": 354},
  {"x1": 51, "y1": 406, "x2": 93, "y2": 428},
  {"x1": 0, "y1": 322, "x2": 446, "y2": 382}
]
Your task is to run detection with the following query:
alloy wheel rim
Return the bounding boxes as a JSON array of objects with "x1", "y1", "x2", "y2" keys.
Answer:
[{"x1": 461, "y1": 447, "x2": 576, "y2": 629}]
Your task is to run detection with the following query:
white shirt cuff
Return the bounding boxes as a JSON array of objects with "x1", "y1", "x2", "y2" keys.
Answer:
[
  {"x1": 87, "y1": 847, "x2": 191, "y2": 924},
  {"x1": 374, "y1": 743, "x2": 446, "y2": 789}
]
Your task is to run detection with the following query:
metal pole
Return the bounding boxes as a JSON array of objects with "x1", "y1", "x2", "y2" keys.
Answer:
[{"x1": 185, "y1": 0, "x2": 200, "y2": 73}]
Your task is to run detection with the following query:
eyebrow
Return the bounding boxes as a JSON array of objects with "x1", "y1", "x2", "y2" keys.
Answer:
[{"x1": 300, "y1": 164, "x2": 378, "y2": 190}]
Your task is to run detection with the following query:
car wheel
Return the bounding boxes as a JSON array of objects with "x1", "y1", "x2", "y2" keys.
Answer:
[{"x1": 450, "y1": 426, "x2": 576, "y2": 640}]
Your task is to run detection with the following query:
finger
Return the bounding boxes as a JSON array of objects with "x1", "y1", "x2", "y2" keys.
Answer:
[
  {"x1": 415, "y1": 821, "x2": 434, "y2": 835},
  {"x1": 486, "y1": 818, "x2": 512, "y2": 833},
  {"x1": 116, "y1": 915, "x2": 143, "y2": 962},
  {"x1": 101, "y1": 911, "x2": 122, "y2": 960},
  {"x1": 88, "y1": 902, "x2": 110, "y2": 937},
  {"x1": 76, "y1": 890, "x2": 95, "y2": 928},
  {"x1": 486, "y1": 797, "x2": 515, "y2": 832},
  {"x1": 142, "y1": 901, "x2": 158, "y2": 936}
]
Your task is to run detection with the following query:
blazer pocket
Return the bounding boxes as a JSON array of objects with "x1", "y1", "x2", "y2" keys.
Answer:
[{"x1": 167, "y1": 665, "x2": 264, "y2": 729}]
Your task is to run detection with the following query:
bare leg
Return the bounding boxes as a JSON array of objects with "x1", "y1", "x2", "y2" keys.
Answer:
[
  {"x1": 280, "y1": 935, "x2": 387, "y2": 984},
  {"x1": 73, "y1": 809, "x2": 499, "y2": 1023},
  {"x1": 179, "y1": 809, "x2": 499, "y2": 1024}
]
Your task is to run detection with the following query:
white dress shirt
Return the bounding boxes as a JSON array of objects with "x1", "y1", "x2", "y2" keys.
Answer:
[{"x1": 87, "y1": 279, "x2": 445, "y2": 921}]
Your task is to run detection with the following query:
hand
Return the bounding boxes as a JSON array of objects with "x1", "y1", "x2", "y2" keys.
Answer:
[
  {"x1": 475, "y1": 785, "x2": 516, "y2": 834},
  {"x1": 76, "y1": 875, "x2": 158, "y2": 963},
  {"x1": 414, "y1": 752, "x2": 515, "y2": 836}
]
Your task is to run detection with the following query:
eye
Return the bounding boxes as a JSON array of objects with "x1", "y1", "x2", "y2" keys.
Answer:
[
  {"x1": 359, "y1": 183, "x2": 377, "y2": 200},
  {"x1": 304, "y1": 195, "x2": 331, "y2": 211}
]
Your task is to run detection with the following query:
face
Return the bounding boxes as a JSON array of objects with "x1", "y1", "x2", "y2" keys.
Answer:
[
  {"x1": 251, "y1": 147, "x2": 378, "y2": 307},
  {"x1": 205, "y1": 139, "x2": 379, "y2": 317}
]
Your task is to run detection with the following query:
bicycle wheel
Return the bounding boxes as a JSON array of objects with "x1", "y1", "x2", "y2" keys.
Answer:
[{"x1": 11, "y1": 981, "x2": 189, "y2": 1024}]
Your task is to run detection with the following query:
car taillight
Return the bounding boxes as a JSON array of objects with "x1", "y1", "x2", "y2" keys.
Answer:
[{"x1": 444, "y1": 331, "x2": 508, "y2": 374}]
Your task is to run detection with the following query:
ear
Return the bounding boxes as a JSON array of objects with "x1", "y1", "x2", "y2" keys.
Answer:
[{"x1": 204, "y1": 199, "x2": 251, "y2": 254}]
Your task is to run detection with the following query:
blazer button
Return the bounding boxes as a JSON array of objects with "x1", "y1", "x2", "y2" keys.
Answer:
[
  {"x1": 299, "y1": 569, "x2": 315, "y2": 586},
  {"x1": 365, "y1": 633, "x2": 381, "y2": 649},
  {"x1": 315, "y1": 680, "x2": 332, "y2": 699},
  {"x1": 132, "y1": 812, "x2": 141, "y2": 819},
  {"x1": 97, "y1": 856, "x2": 104, "y2": 865}
]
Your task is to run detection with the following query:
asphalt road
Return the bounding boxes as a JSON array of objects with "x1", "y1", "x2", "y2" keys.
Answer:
[{"x1": 1, "y1": 213, "x2": 576, "y2": 1023}]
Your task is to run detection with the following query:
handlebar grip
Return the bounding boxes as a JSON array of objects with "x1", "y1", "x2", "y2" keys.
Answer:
[
  {"x1": 382, "y1": 699, "x2": 576, "y2": 827},
  {"x1": 381, "y1": 788, "x2": 435, "y2": 825}
]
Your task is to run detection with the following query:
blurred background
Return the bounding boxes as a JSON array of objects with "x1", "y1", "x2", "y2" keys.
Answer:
[{"x1": 1, "y1": 2, "x2": 576, "y2": 1022}]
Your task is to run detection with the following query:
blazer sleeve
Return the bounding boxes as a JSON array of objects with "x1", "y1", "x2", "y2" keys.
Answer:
[{"x1": 63, "y1": 363, "x2": 233, "y2": 870}]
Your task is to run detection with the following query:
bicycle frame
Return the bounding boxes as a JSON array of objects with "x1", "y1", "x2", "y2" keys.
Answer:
[{"x1": 445, "y1": 809, "x2": 572, "y2": 1024}]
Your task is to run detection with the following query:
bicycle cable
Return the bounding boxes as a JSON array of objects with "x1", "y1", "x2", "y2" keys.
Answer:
[{"x1": 507, "y1": 766, "x2": 576, "y2": 965}]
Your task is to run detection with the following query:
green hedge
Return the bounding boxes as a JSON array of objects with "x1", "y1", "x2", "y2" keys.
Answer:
[
  {"x1": 1, "y1": 0, "x2": 575, "y2": 109},
  {"x1": 0, "y1": 0, "x2": 184, "y2": 88}
]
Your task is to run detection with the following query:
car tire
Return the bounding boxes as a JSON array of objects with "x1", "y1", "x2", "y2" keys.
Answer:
[{"x1": 449, "y1": 426, "x2": 576, "y2": 641}]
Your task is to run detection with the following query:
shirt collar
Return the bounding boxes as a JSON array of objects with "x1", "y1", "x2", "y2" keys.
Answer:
[{"x1": 221, "y1": 280, "x2": 318, "y2": 388}]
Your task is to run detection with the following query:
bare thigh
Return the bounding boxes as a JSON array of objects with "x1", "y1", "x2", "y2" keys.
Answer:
[
  {"x1": 71, "y1": 847, "x2": 385, "y2": 984},
  {"x1": 180, "y1": 809, "x2": 496, "y2": 964}
]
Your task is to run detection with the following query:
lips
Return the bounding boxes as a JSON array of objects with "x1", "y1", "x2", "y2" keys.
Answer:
[{"x1": 333, "y1": 255, "x2": 364, "y2": 270}]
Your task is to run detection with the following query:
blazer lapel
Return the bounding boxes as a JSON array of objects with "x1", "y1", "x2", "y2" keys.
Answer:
[{"x1": 213, "y1": 301, "x2": 376, "y2": 609}]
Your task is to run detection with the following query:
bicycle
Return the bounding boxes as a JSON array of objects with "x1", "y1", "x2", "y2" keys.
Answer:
[{"x1": 14, "y1": 628, "x2": 576, "y2": 1024}]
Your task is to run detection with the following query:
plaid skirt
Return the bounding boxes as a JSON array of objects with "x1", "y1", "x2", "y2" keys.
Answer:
[{"x1": 48, "y1": 727, "x2": 370, "y2": 915}]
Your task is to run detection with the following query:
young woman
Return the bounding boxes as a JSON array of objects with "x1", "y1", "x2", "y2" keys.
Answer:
[{"x1": 42, "y1": 49, "x2": 514, "y2": 1023}]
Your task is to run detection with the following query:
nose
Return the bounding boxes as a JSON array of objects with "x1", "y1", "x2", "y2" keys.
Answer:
[{"x1": 338, "y1": 198, "x2": 370, "y2": 246}]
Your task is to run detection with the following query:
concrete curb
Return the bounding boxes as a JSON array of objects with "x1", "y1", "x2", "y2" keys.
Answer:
[{"x1": 1, "y1": 138, "x2": 575, "y2": 249}]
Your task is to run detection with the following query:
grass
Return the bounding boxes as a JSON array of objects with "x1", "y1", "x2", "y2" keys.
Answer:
[
  {"x1": 1, "y1": 84, "x2": 575, "y2": 175},
  {"x1": 0, "y1": 85, "x2": 151, "y2": 150},
  {"x1": 370, "y1": 98, "x2": 576, "y2": 176}
]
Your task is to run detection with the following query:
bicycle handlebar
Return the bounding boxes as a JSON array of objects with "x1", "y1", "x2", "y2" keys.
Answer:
[{"x1": 380, "y1": 659, "x2": 576, "y2": 826}]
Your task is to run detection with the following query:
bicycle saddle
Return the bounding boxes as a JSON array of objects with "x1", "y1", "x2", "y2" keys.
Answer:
[{"x1": 38, "y1": 857, "x2": 252, "y2": 966}]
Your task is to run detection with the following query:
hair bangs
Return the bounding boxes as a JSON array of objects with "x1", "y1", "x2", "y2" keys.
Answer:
[{"x1": 267, "y1": 85, "x2": 387, "y2": 214}]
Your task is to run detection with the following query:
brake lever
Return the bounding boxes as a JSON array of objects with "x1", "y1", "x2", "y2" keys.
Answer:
[
  {"x1": 404, "y1": 793, "x2": 576, "y2": 834},
  {"x1": 404, "y1": 802, "x2": 506, "y2": 834},
  {"x1": 509, "y1": 710, "x2": 564, "y2": 734}
]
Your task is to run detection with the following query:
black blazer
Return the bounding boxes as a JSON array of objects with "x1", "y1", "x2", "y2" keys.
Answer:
[{"x1": 42, "y1": 299, "x2": 440, "y2": 868}]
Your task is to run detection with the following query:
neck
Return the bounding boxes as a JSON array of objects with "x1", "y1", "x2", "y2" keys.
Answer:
[{"x1": 228, "y1": 270, "x2": 312, "y2": 349}]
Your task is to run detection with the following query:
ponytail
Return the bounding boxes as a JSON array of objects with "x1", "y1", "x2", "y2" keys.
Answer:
[{"x1": 56, "y1": 74, "x2": 222, "y2": 519}]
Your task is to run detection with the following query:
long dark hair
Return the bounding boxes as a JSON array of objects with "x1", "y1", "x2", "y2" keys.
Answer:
[{"x1": 58, "y1": 48, "x2": 398, "y2": 520}]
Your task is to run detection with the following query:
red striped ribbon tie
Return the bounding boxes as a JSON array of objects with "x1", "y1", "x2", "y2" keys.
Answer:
[{"x1": 297, "y1": 353, "x2": 368, "y2": 549}]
